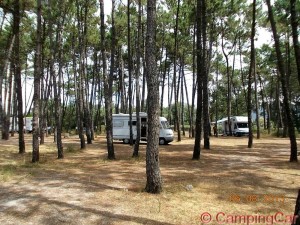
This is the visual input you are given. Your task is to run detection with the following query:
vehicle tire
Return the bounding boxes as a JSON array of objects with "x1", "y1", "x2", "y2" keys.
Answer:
[
  {"x1": 123, "y1": 139, "x2": 129, "y2": 144},
  {"x1": 159, "y1": 138, "x2": 166, "y2": 145}
]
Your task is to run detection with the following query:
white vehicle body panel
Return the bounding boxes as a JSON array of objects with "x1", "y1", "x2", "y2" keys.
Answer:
[{"x1": 112, "y1": 113, "x2": 174, "y2": 144}]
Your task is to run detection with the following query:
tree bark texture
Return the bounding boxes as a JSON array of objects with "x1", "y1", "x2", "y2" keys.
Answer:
[
  {"x1": 266, "y1": 0, "x2": 298, "y2": 162},
  {"x1": 100, "y1": 0, "x2": 115, "y2": 159},
  {"x1": 13, "y1": 0, "x2": 25, "y2": 153},
  {"x1": 145, "y1": 0, "x2": 162, "y2": 194},
  {"x1": 32, "y1": 0, "x2": 42, "y2": 163},
  {"x1": 247, "y1": 0, "x2": 256, "y2": 148},
  {"x1": 290, "y1": 0, "x2": 300, "y2": 86},
  {"x1": 133, "y1": 0, "x2": 142, "y2": 157},
  {"x1": 192, "y1": 0, "x2": 203, "y2": 160},
  {"x1": 201, "y1": 0, "x2": 209, "y2": 149}
]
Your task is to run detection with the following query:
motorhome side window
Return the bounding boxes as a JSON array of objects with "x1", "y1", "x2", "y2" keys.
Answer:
[
  {"x1": 113, "y1": 121, "x2": 124, "y2": 127},
  {"x1": 161, "y1": 121, "x2": 171, "y2": 129},
  {"x1": 128, "y1": 121, "x2": 137, "y2": 126},
  {"x1": 238, "y1": 123, "x2": 248, "y2": 128}
]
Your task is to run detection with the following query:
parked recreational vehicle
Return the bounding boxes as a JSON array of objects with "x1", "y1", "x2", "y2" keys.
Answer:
[
  {"x1": 112, "y1": 113, "x2": 174, "y2": 145},
  {"x1": 24, "y1": 117, "x2": 33, "y2": 133},
  {"x1": 9, "y1": 116, "x2": 32, "y2": 133},
  {"x1": 218, "y1": 116, "x2": 249, "y2": 136}
]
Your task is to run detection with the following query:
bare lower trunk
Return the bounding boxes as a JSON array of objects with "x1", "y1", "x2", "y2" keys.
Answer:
[
  {"x1": 133, "y1": 0, "x2": 142, "y2": 158},
  {"x1": 192, "y1": 0, "x2": 203, "y2": 160},
  {"x1": 145, "y1": 0, "x2": 162, "y2": 194},
  {"x1": 32, "y1": 0, "x2": 42, "y2": 163},
  {"x1": 100, "y1": 0, "x2": 115, "y2": 159}
]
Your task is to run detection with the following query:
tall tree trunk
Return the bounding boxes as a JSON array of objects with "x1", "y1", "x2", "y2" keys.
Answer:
[
  {"x1": 254, "y1": 58, "x2": 260, "y2": 139},
  {"x1": 276, "y1": 74, "x2": 283, "y2": 137},
  {"x1": 1, "y1": 35, "x2": 15, "y2": 140},
  {"x1": 2, "y1": 54, "x2": 13, "y2": 140},
  {"x1": 258, "y1": 74, "x2": 267, "y2": 130},
  {"x1": 247, "y1": 0, "x2": 256, "y2": 148},
  {"x1": 48, "y1": 0, "x2": 64, "y2": 158},
  {"x1": 266, "y1": 0, "x2": 298, "y2": 162},
  {"x1": 100, "y1": 0, "x2": 115, "y2": 159},
  {"x1": 221, "y1": 29, "x2": 233, "y2": 136},
  {"x1": 202, "y1": 0, "x2": 209, "y2": 149},
  {"x1": 145, "y1": 0, "x2": 162, "y2": 194},
  {"x1": 215, "y1": 55, "x2": 219, "y2": 137},
  {"x1": 239, "y1": 37, "x2": 247, "y2": 102},
  {"x1": 75, "y1": 2, "x2": 86, "y2": 149},
  {"x1": 133, "y1": 0, "x2": 142, "y2": 157},
  {"x1": 183, "y1": 64, "x2": 192, "y2": 138},
  {"x1": 55, "y1": 34, "x2": 64, "y2": 158},
  {"x1": 82, "y1": 1, "x2": 93, "y2": 145},
  {"x1": 290, "y1": 0, "x2": 300, "y2": 86},
  {"x1": 173, "y1": 0, "x2": 181, "y2": 142},
  {"x1": 127, "y1": 0, "x2": 133, "y2": 146},
  {"x1": 32, "y1": 0, "x2": 42, "y2": 163},
  {"x1": 160, "y1": 52, "x2": 168, "y2": 117},
  {"x1": 13, "y1": 0, "x2": 25, "y2": 153},
  {"x1": 180, "y1": 61, "x2": 185, "y2": 137},
  {"x1": 192, "y1": 0, "x2": 203, "y2": 160}
]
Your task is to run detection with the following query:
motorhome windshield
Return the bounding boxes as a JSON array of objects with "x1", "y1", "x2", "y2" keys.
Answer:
[
  {"x1": 237, "y1": 123, "x2": 248, "y2": 128},
  {"x1": 161, "y1": 121, "x2": 171, "y2": 129}
]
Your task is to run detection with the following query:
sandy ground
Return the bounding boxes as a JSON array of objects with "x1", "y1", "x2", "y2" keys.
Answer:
[{"x1": 0, "y1": 134, "x2": 299, "y2": 225}]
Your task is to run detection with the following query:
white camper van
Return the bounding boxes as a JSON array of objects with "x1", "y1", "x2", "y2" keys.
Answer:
[
  {"x1": 112, "y1": 112, "x2": 174, "y2": 145},
  {"x1": 9, "y1": 116, "x2": 33, "y2": 133},
  {"x1": 218, "y1": 116, "x2": 249, "y2": 136}
]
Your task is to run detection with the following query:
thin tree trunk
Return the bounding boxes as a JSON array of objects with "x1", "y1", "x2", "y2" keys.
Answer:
[
  {"x1": 215, "y1": 55, "x2": 219, "y2": 137},
  {"x1": 183, "y1": 64, "x2": 192, "y2": 138},
  {"x1": 202, "y1": 0, "x2": 209, "y2": 149},
  {"x1": 191, "y1": 17, "x2": 196, "y2": 138},
  {"x1": 13, "y1": 0, "x2": 25, "y2": 153},
  {"x1": 266, "y1": 0, "x2": 298, "y2": 162},
  {"x1": 276, "y1": 74, "x2": 283, "y2": 137},
  {"x1": 254, "y1": 57, "x2": 260, "y2": 139},
  {"x1": 180, "y1": 60, "x2": 185, "y2": 137},
  {"x1": 55, "y1": 31, "x2": 64, "y2": 158},
  {"x1": 127, "y1": 0, "x2": 133, "y2": 146},
  {"x1": 239, "y1": 37, "x2": 247, "y2": 102},
  {"x1": 290, "y1": 0, "x2": 300, "y2": 86},
  {"x1": 82, "y1": 1, "x2": 93, "y2": 145},
  {"x1": 221, "y1": 28, "x2": 233, "y2": 136},
  {"x1": 32, "y1": 0, "x2": 42, "y2": 163},
  {"x1": 145, "y1": 0, "x2": 162, "y2": 194},
  {"x1": 247, "y1": 0, "x2": 256, "y2": 148},
  {"x1": 133, "y1": 0, "x2": 142, "y2": 157},
  {"x1": 193, "y1": 0, "x2": 203, "y2": 160},
  {"x1": 3, "y1": 59, "x2": 13, "y2": 140},
  {"x1": 75, "y1": 1, "x2": 86, "y2": 149},
  {"x1": 173, "y1": 0, "x2": 181, "y2": 142},
  {"x1": 258, "y1": 74, "x2": 266, "y2": 130},
  {"x1": 1, "y1": 35, "x2": 15, "y2": 140},
  {"x1": 100, "y1": 0, "x2": 115, "y2": 159},
  {"x1": 160, "y1": 52, "x2": 168, "y2": 117}
]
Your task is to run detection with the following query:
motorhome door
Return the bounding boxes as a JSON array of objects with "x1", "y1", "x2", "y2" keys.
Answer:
[{"x1": 141, "y1": 117, "x2": 147, "y2": 139}]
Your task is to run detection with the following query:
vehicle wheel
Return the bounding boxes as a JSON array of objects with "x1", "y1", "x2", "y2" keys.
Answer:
[
  {"x1": 159, "y1": 138, "x2": 166, "y2": 145},
  {"x1": 123, "y1": 139, "x2": 129, "y2": 144}
]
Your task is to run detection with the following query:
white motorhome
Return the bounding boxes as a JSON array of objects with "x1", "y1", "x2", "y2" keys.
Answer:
[
  {"x1": 9, "y1": 116, "x2": 32, "y2": 133},
  {"x1": 112, "y1": 112, "x2": 174, "y2": 145},
  {"x1": 218, "y1": 116, "x2": 249, "y2": 136},
  {"x1": 24, "y1": 117, "x2": 33, "y2": 133}
]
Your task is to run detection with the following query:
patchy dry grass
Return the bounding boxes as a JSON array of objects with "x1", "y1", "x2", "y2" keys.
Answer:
[{"x1": 0, "y1": 134, "x2": 299, "y2": 225}]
